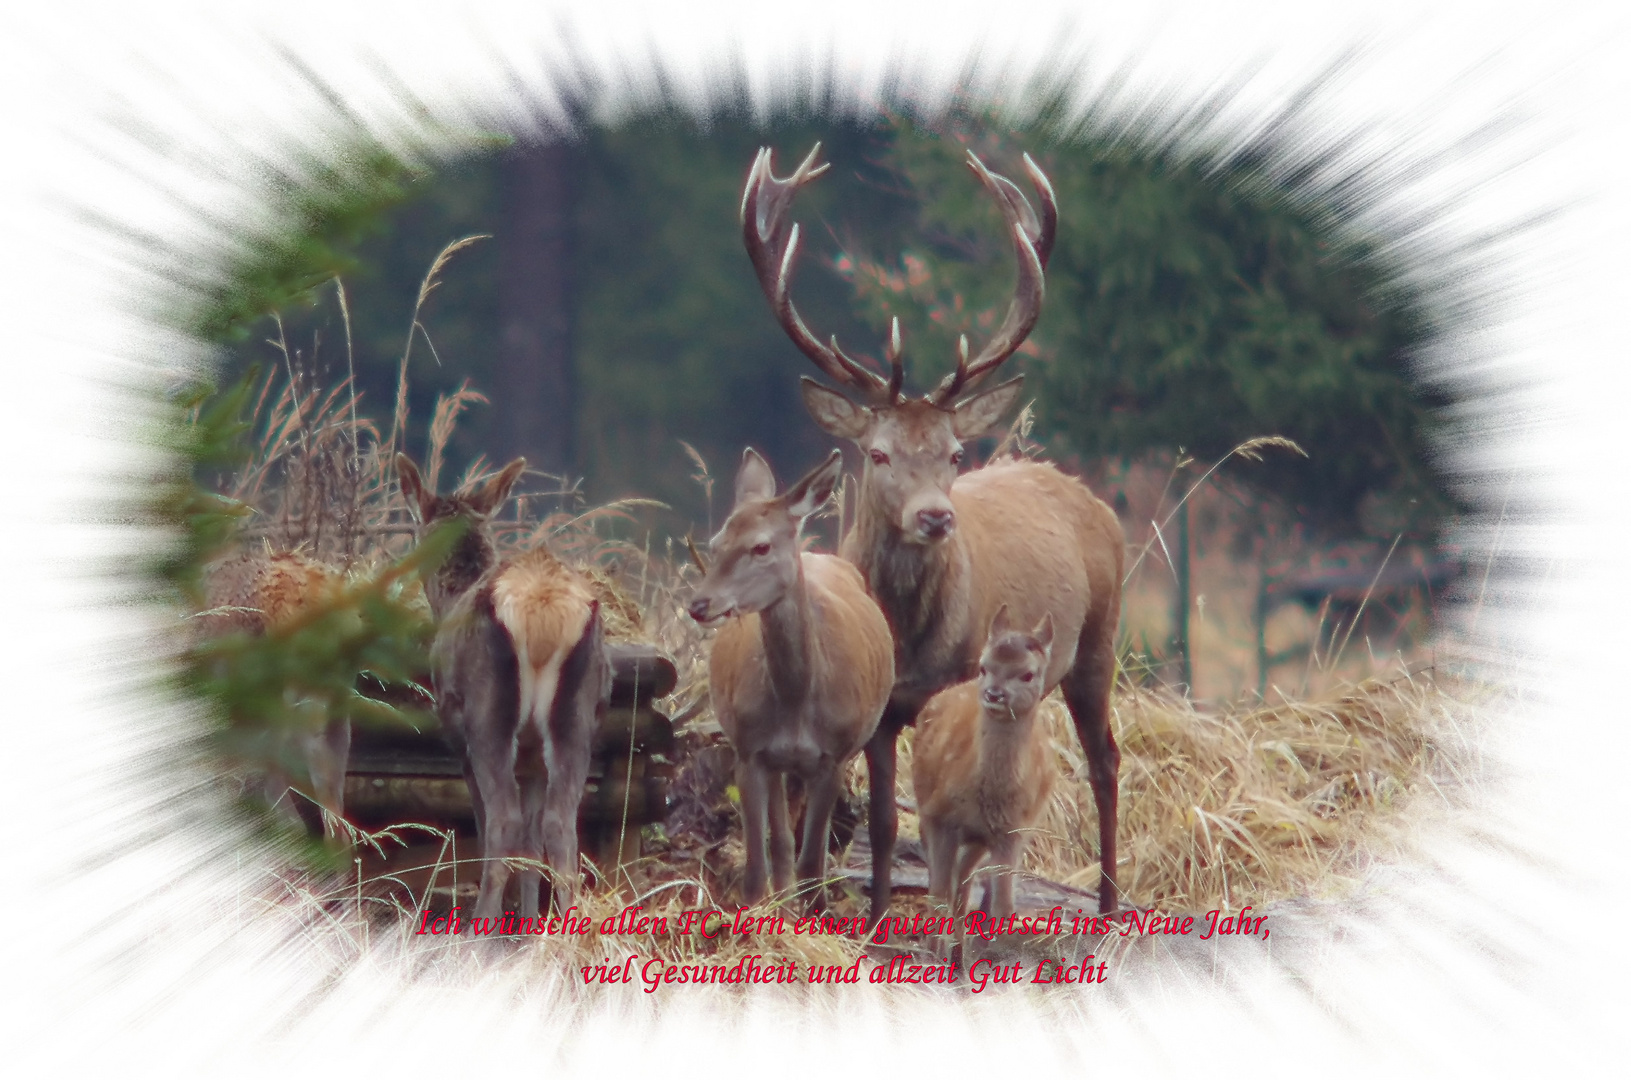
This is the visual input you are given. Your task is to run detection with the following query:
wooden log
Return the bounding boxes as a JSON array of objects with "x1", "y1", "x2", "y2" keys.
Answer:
[
  {"x1": 606, "y1": 643, "x2": 678, "y2": 703},
  {"x1": 342, "y1": 765, "x2": 671, "y2": 833},
  {"x1": 343, "y1": 644, "x2": 679, "y2": 842}
]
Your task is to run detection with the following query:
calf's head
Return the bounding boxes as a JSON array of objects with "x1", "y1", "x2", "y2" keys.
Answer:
[{"x1": 976, "y1": 605, "x2": 1055, "y2": 720}]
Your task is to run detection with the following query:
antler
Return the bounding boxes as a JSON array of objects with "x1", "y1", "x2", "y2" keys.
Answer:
[
  {"x1": 927, "y1": 151, "x2": 1057, "y2": 406},
  {"x1": 741, "y1": 144, "x2": 902, "y2": 405}
]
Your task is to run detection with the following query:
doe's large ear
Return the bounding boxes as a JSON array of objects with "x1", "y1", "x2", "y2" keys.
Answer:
[
  {"x1": 465, "y1": 457, "x2": 527, "y2": 517},
  {"x1": 952, "y1": 375, "x2": 1025, "y2": 439},
  {"x1": 783, "y1": 449, "x2": 843, "y2": 521},
  {"x1": 799, "y1": 377, "x2": 870, "y2": 440},
  {"x1": 395, "y1": 453, "x2": 434, "y2": 523},
  {"x1": 734, "y1": 447, "x2": 777, "y2": 506}
]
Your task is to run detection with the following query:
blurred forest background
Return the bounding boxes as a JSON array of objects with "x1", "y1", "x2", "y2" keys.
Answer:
[{"x1": 196, "y1": 72, "x2": 1469, "y2": 699}]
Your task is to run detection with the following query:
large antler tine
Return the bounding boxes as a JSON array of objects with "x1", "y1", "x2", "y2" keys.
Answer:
[
  {"x1": 742, "y1": 145, "x2": 892, "y2": 403},
  {"x1": 884, "y1": 317, "x2": 905, "y2": 403},
  {"x1": 789, "y1": 140, "x2": 831, "y2": 185},
  {"x1": 1021, "y1": 152, "x2": 1058, "y2": 270},
  {"x1": 967, "y1": 152, "x2": 1039, "y2": 239},
  {"x1": 930, "y1": 153, "x2": 1053, "y2": 405}
]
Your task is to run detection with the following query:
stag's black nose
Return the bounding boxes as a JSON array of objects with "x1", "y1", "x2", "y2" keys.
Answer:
[
  {"x1": 688, "y1": 599, "x2": 712, "y2": 622},
  {"x1": 917, "y1": 508, "x2": 955, "y2": 538}
]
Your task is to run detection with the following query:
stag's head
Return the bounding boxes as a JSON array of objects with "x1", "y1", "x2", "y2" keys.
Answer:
[
  {"x1": 687, "y1": 448, "x2": 842, "y2": 625},
  {"x1": 976, "y1": 605, "x2": 1055, "y2": 720},
  {"x1": 741, "y1": 143, "x2": 1055, "y2": 545}
]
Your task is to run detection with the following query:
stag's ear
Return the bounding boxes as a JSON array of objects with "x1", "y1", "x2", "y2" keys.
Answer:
[
  {"x1": 784, "y1": 450, "x2": 843, "y2": 520},
  {"x1": 952, "y1": 376, "x2": 1025, "y2": 439},
  {"x1": 734, "y1": 447, "x2": 777, "y2": 505},
  {"x1": 1031, "y1": 611, "x2": 1055, "y2": 654},
  {"x1": 396, "y1": 454, "x2": 434, "y2": 523},
  {"x1": 800, "y1": 378, "x2": 870, "y2": 440},
  {"x1": 987, "y1": 603, "x2": 1012, "y2": 641},
  {"x1": 466, "y1": 457, "x2": 527, "y2": 517}
]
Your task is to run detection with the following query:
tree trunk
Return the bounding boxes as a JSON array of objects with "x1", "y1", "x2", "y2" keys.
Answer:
[{"x1": 495, "y1": 139, "x2": 580, "y2": 481}]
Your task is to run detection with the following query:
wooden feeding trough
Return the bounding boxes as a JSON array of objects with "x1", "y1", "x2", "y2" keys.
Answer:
[{"x1": 344, "y1": 643, "x2": 678, "y2": 875}]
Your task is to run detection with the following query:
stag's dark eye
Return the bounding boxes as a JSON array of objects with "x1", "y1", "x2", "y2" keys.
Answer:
[
  {"x1": 869, "y1": 449, "x2": 889, "y2": 466},
  {"x1": 951, "y1": 449, "x2": 964, "y2": 466},
  {"x1": 752, "y1": 543, "x2": 771, "y2": 557}
]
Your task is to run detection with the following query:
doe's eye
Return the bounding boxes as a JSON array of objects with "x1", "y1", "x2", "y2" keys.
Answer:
[
  {"x1": 1021, "y1": 672, "x2": 1035, "y2": 683},
  {"x1": 951, "y1": 449, "x2": 964, "y2": 466},
  {"x1": 752, "y1": 543, "x2": 771, "y2": 557},
  {"x1": 869, "y1": 449, "x2": 890, "y2": 466}
]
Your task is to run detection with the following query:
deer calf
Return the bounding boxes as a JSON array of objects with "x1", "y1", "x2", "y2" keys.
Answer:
[
  {"x1": 397, "y1": 454, "x2": 611, "y2": 922},
  {"x1": 913, "y1": 606, "x2": 1057, "y2": 925},
  {"x1": 689, "y1": 449, "x2": 894, "y2": 908},
  {"x1": 199, "y1": 549, "x2": 353, "y2": 837}
]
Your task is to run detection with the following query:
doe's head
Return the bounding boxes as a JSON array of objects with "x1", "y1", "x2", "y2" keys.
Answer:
[
  {"x1": 976, "y1": 605, "x2": 1055, "y2": 719},
  {"x1": 395, "y1": 454, "x2": 527, "y2": 618},
  {"x1": 395, "y1": 453, "x2": 527, "y2": 531},
  {"x1": 687, "y1": 448, "x2": 842, "y2": 625}
]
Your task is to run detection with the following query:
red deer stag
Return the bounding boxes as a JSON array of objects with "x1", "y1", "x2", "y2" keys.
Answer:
[
  {"x1": 200, "y1": 549, "x2": 354, "y2": 837},
  {"x1": 688, "y1": 449, "x2": 894, "y2": 909},
  {"x1": 396, "y1": 455, "x2": 611, "y2": 922},
  {"x1": 741, "y1": 143, "x2": 1125, "y2": 923},
  {"x1": 913, "y1": 605, "x2": 1057, "y2": 930}
]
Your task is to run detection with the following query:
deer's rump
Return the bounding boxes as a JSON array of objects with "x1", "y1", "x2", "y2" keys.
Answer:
[{"x1": 491, "y1": 548, "x2": 598, "y2": 740}]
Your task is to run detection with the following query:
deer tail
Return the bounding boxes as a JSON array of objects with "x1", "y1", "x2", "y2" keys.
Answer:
[{"x1": 491, "y1": 558, "x2": 597, "y2": 747}]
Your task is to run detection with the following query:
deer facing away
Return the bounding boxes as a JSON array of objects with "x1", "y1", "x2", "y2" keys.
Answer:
[
  {"x1": 688, "y1": 449, "x2": 894, "y2": 908},
  {"x1": 397, "y1": 454, "x2": 611, "y2": 922},
  {"x1": 913, "y1": 606, "x2": 1057, "y2": 925},
  {"x1": 741, "y1": 143, "x2": 1125, "y2": 924}
]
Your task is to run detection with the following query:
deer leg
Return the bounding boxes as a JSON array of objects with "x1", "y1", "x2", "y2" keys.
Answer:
[
  {"x1": 863, "y1": 720, "x2": 903, "y2": 930},
  {"x1": 737, "y1": 760, "x2": 772, "y2": 906},
  {"x1": 921, "y1": 819, "x2": 958, "y2": 911},
  {"x1": 920, "y1": 819, "x2": 960, "y2": 959},
  {"x1": 794, "y1": 768, "x2": 843, "y2": 911},
  {"x1": 464, "y1": 728, "x2": 522, "y2": 923},
  {"x1": 767, "y1": 772, "x2": 795, "y2": 897},
  {"x1": 540, "y1": 745, "x2": 589, "y2": 916},
  {"x1": 952, "y1": 841, "x2": 987, "y2": 918},
  {"x1": 541, "y1": 610, "x2": 605, "y2": 915},
  {"x1": 516, "y1": 755, "x2": 547, "y2": 921},
  {"x1": 1062, "y1": 637, "x2": 1121, "y2": 914},
  {"x1": 988, "y1": 834, "x2": 1021, "y2": 919},
  {"x1": 303, "y1": 716, "x2": 351, "y2": 842}
]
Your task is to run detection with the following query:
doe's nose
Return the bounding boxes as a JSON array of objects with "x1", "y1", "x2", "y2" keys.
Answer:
[
  {"x1": 917, "y1": 507, "x2": 955, "y2": 536},
  {"x1": 982, "y1": 687, "x2": 1007, "y2": 707},
  {"x1": 688, "y1": 598, "x2": 712, "y2": 622}
]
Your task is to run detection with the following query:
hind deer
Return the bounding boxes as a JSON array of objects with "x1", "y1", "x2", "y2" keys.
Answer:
[
  {"x1": 914, "y1": 605, "x2": 1058, "y2": 929},
  {"x1": 199, "y1": 549, "x2": 354, "y2": 837},
  {"x1": 396, "y1": 454, "x2": 611, "y2": 922},
  {"x1": 741, "y1": 143, "x2": 1125, "y2": 926},
  {"x1": 688, "y1": 449, "x2": 894, "y2": 909}
]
